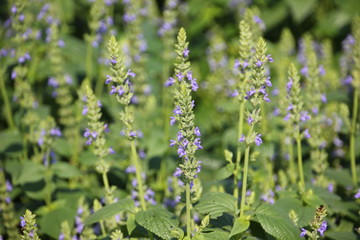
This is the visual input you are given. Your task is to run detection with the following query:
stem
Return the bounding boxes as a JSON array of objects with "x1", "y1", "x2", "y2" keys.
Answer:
[
  {"x1": 86, "y1": 42, "x2": 93, "y2": 82},
  {"x1": 101, "y1": 169, "x2": 110, "y2": 193},
  {"x1": 45, "y1": 149, "x2": 52, "y2": 206},
  {"x1": 239, "y1": 145, "x2": 250, "y2": 219},
  {"x1": 0, "y1": 71, "x2": 15, "y2": 129},
  {"x1": 234, "y1": 101, "x2": 245, "y2": 201},
  {"x1": 296, "y1": 131, "x2": 305, "y2": 190},
  {"x1": 288, "y1": 141, "x2": 296, "y2": 185},
  {"x1": 99, "y1": 220, "x2": 106, "y2": 237},
  {"x1": 350, "y1": 89, "x2": 358, "y2": 186},
  {"x1": 186, "y1": 182, "x2": 191, "y2": 238},
  {"x1": 131, "y1": 140, "x2": 147, "y2": 211}
]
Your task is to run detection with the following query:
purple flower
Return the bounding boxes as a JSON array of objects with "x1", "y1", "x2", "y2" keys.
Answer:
[
  {"x1": 123, "y1": 14, "x2": 136, "y2": 22},
  {"x1": 20, "y1": 216, "x2": 26, "y2": 228},
  {"x1": 321, "y1": 94, "x2": 327, "y2": 103},
  {"x1": 11, "y1": 70, "x2": 16, "y2": 80},
  {"x1": 58, "y1": 40, "x2": 65, "y2": 48},
  {"x1": 165, "y1": 77, "x2": 175, "y2": 87},
  {"x1": 303, "y1": 129, "x2": 311, "y2": 139},
  {"x1": 11, "y1": 5, "x2": 17, "y2": 14},
  {"x1": 48, "y1": 77, "x2": 58, "y2": 88},
  {"x1": 300, "y1": 111, "x2": 310, "y2": 122},
  {"x1": 126, "y1": 165, "x2": 136, "y2": 173},
  {"x1": 194, "y1": 127, "x2": 201, "y2": 136},
  {"x1": 258, "y1": 86, "x2": 266, "y2": 95},
  {"x1": 170, "y1": 139, "x2": 176, "y2": 147},
  {"x1": 176, "y1": 72, "x2": 184, "y2": 81},
  {"x1": 245, "y1": 88, "x2": 256, "y2": 100},
  {"x1": 319, "y1": 65, "x2": 325, "y2": 76},
  {"x1": 105, "y1": 75, "x2": 112, "y2": 84},
  {"x1": 127, "y1": 69, "x2": 136, "y2": 78},
  {"x1": 239, "y1": 134, "x2": 245, "y2": 142},
  {"x1": 191, "y1": 80, "x2": 199, "y2": 91},
  {"x1": 247, "y1": 116, "x2": 254, "y2": 125},
  {"x1": 82, "y1": 105, "x2": 88, "y2": 115},
  {"x1": 110, "y1": 58, "x2": 117, "y2": 65},
  {"x1": 50, "y1": 128, "x2": 62, "y2": 136},
  {"x1": 234, "y1": 59, "x2": 240, "y2": 69},
  {"x1": 265, "y1": 77, "x2": 272, "y2": 87},
  {"x1": 170, "y1": 116, "x2": 176, "y2": 126},
  {"x1": 173, "y1": 105, "x2": 182, "y2": 115},
  {"x1": 177, "y1": 131, "x2": 183, "y2": 141},
  {"x1": 327, "y1": 183, "x2": 334, "y2": 192},
  {"x1": 173, "y1": 167, "x2": 182, "y2": 177},
  {"x1": 300, "y1": 228, "x2": 307, "y2": 237},
  {"x1": 300, "y1": 66, "x2": 308, "y2": 76},
  {"x1": 108, "y1": 147, "x2": 115, "y2": 154},
  {"x1": 255, "y1": 60, "x2": 263, "y2": 67},
  {"x1": 84, "y1": 128, "x2": 91, "y2": 138},
  {"x1": 183, "y1": 48, "x2": 190, "y2": 57},
  {"x1": 355, "y1": 189, "x2": 360, "y2": 199},
  {"x1": 177, "y1": 145, "x2": 186, "y2": 157},
  {"x1": 267, "y1": 54, "x2": 274, "y2": 62},
  {"x1": 194, "y1": 138, "x2": 203, "y2": 149},
  {"x1": 317, "y1": 221, "x2": 327, "y2": 236},
  {"x1": 263, "y1": 94, "x2": 270, "y2": 102},
  {"x1": 6, "y1": 180, "x2": 13, "y2": 192},
  {"x1": 254, "y1": 134, "x2": 262, "y2": 146},
  {"x1": 286, "y1": 79, "x2": 293, "y2": 91}
]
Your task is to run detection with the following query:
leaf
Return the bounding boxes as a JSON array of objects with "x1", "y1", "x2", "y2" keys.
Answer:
[
  {"x1": 195, "y1": 192, "x2": 237, "y2": 218},
  {"x1": 51, "y1": 162, "x2": 81, "y2": 179},
  {"x1": 286, "y1": 0, "x2": 317, "y2": 23},
  {"x1": 53, "y1": 138, "x2": 73, "y2": 157},
  {"x1": 229, "y1": 218, "x2": 250, "y2": 238},
  {"x1": 202, "y1": 230, "x2": 229, "y2": 240},
  {"x1": 127, "y1": 213, "x2": 136, "y2": 235},
  {"x1": 0, "y1": 129, "x2": 22, "y2": 154},
  {"x1": 216, "y1": 164, "x2": 234, "y2": 180},
  {"x1": 274, "y1": 198, "x2": 314, "y2": 227},
  {"x1": 255, "y1": 204, "x2": 302, "y2": 240},
  {"x1": 16, "y1": 161, "x2": 47, "y2": 184},
  {"x1": 85, "y1": 199, "x2": 135, "y2": 225},
  {"x1": 326, "y1": 231, "x2": 358, "y2": 240},
  {"x1": 135, "y1": 206, "x2": 179, "y2": 240}
]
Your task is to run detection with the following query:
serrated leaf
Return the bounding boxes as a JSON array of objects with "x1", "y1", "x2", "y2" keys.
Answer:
[
  {"x1": 135, "y1": 207, "x2": 179, "y2": 240},
  {"x1": 255, "y1": 204, "x2": 302, "y2": 240},
  {"x1": 127, "y1": 213, "x2": 136, "y2": 235},
  {"x1": 53, "y1": 138, "x2": 73, "y2": 157},
  {"x1": 195, "y1": 192, "x2": 236, "y2": 218},
  {"x1": 326, "y1": 231, "x2": 358, "y2": 240},
  {"x1": 286, "y1": 0, "x2": 317, "y2": 23},
  {"x1": 274, "y1": 198, "x2": 314, "y2": 227},
  {"x1": 216, "y1": 164, "x2": 234, "y2": 180},
  {"x1": 229, "y1": 218, "x2": 250, "y2": 238},
  {"x1": 85, "y1": 199, "x2": 135, "y2": 225},
  {"x1": 51, "y1": 162, "x2": 81, "y2": 179}
]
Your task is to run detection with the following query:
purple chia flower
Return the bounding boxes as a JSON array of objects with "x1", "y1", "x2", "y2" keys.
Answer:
[
  {"x1": 300, "y1": 66, "x2": 308, "y2": 76},
  {"x1": 187, "y1": 71, "x2": 193, "y2": 81},
  {"x1": 108, "y1": 147, "x2": 115, "y2": 154},
  {"x1": 321, "y1": 94, "x2": 327, "y2": 103},
  {"x1": 343, "y1": 75, "x2": 353, "y2": 85},
  {"x1": 127, "y1": 69, "x2": 136, "y2": 78},
  {"x1": 50, "y1": 128, "x2": 62, "y2": 136},
  {"x1": 191, "y1": 80, "x2": 199, "y2": 91},
  {"x1": 286, "y1": 79, "x2": 293, "y2": 91},
  {"x1": 263, "y1": 94, "x2": 270, "y2": 102},
  {"x1": 300, "y1": 111, "x2": 310, "y2": 122},
  {"x1": 84, "y1": 128, "x2": 91, "y2": 138},
  {"x1": 170, "y1": 139, "x2": 176, "y2": 147},
  {"x1": 239, "y1": 134, "x2": 245, "y2": 142},
  {"x1": 245, "y1": 88, "x2": 256, "y2": 100},
  {"x1": 20, "y1": 216, "x2": 26, "y2": 228},
  {"x1": 11, "y1": 70, "x2": 16, "y2": 80},
  {"x1": 194, "y1": 138, "x2": 203, "y2": 149},
  {"x1": 177, "y1": 145, "x2": 186, "y2": 157},
  {"x1": 258, "y1": 86, "x2": 266, "y2": 95},
  {"x1": 234, "y1": 59, "x2": 240, "y2": 69},
  {"x1": 170, "y1": 116, "x2": 176, "y2": 126},
  {"x1": 11, "y1": 5, "x2": 17, "y2": 14},
  {"x1": 194, "y1": 127, "x2": 201, "y2": 136},
  {"x1": 173, "y1": 167, "x2": 182, "y2": 177},
  {"x1": 58, "y1": 40, "x2": 65, "y2": 48},
  {"x1": 177, "y1": 131, "x2": 183, "y2": 141},
  {"x1": 267, "y1": 54, "x2": 273, "y2": 62},
  {"x1": 176, "y1": 72, "x2": 184, "y2": 81},
  {"x1": 123, "y1": 14, "x2": 136, "y2": 23},
  {"x1": 110, "y1": 57, "x2": 117, "y2": 65},
  {"x1": 82, "y1": 105, "x2": 88, "y2": 115},
  {"x1": 173, "y1": 105, "x2": 182, "y2": 115},
  {"x1": 247, "y1": 116, "x2": 254, "y2": 125},
  {"x1": 327, "y1": 183, "x2": 334, "y2": 192},
  {"x1": 19, "y1": 14, "x2": 25, "y2": 22},
  {"x1": 165, "y1": 77, "x2": 175, "y2": 87},
  {"x1": 355, "y1": 189, "x2": 360, "y2": 199},
  {"x1": 5, "y1": 180, "x2": 13, "y2": 192},
  {"x1": 183, "y1": 47, "x2": 190, "y2": 57},
  {"x1": 303, "y1": 129, "x2": 311, "y2": 139},
  {"x1": 97, "y1": 100, "x2": 102, "y2": 108},
  {"x1": 300, "y1": 228, "x2": 307, "y2": 237},
  {"x1": 317, "y1": 221, "x2": 327, "y2": 236},
  {"x1": 126, "y1": 165, "x2": 136, "y2": 173},
  {"x1": 129, "y1": 130, "x2": 136, "y2": 137},
  {"x1": 254, "y1": 134, "x2": 262, "y2": 146},
  {"x1": 105, "y1": 75, "x2": 112, "y2": 84},
  {"x1": 265, "y1": 77, "x2": 272, "y2": 87},
  {"x1": 48, "y1": 77, "x2": 58, "y2": 88},
  {"x1": 255, "y1": 60, "x2": 263, "y2": 67},
  {"x1": 319, "y1": 65, "x2": 325, "y2": 76}
]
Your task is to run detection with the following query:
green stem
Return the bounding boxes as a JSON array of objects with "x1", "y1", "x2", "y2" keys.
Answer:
[
  {"x1": 45, "y1": 149, "x2": 52, "y2": 206},
  {"x1": 186, "y1": 182, "x2": 191, "y2": 238},
  {"x1": 350, "y1": 89, "x2": 358, "y2": 186},
  {"x1": 86, "y1": 42, "x2": 93, "y2": 82},
  {"x1": 99, "y1": 220, "x2": 106, "y2": 237},
  {"x1": 101, "y1": 169, "x2": 110, "y2": 193},
  {"x1": 131, "y1": 140, "x2": 147, "y2": 211},
  {"x1": 0, "y1": 71, "x2": 15, "y2": 129},
  {"x1": 296, "y1": 131, "x2": 305, "y2": 190},
  {"x1": 234, "y1": 101, "x2": 245, "y2": 201},
  {"x1": 288, "y1": 141, "x2": 296, "y2": 185},
  {"x1": 239, "y1": 145, "x2": 250, "y2": 219}
]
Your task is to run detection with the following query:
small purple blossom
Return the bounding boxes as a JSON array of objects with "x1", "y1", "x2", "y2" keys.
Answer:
[
  {"x1": 6, "y1": 180, "x2": 13, "y2": 192},
  {"x1": 126, "y1": 165, "x2": 136, "y2": 173},
  {"x1": 173, "y1": 105, "x2": 182, "y2": 115},
  {"x1": 183, "y1": 48, "x2": 190, "y2": 57},
  {"x1": 194, "y1": 138, "x2": 203, "y2": 149},
  {"x1": 82, "y1": 105, "x2": 88, "y2": 115},
  {"x1": 267, "y1": 54, "x2": 273, "y2": 62},
  {"x1": 319, "y1": 65, "x2": 325, "y2": 76},
  {"x1": 165, "y1": 77, "x2": 175, "y2": 87},
  {"x1": 20, "y1": 216, "x2": 26, "y2": 228},
  {"x1": 194, "y1": 127, "x2": 201, "y2": 136},
  {"x1": 303, "y1": 129, "x2": 311, "y2": 139},
  {"x1": 177, "y1": 145, "x2": 186, "y2": 157},
  {"x1": 170, "y1": 116, "x2": 176, "y2": 126},
  {"x1": 11, "y1": 70, "x2": 17, "y2": 80},
  {"x1": 50, "y1": 128, "x2": 62, "y2": 137},
  {"x1": 105, "y1": 75, "x2": 112, "y2": 84},
  {"x1": 355, "y1": 189, "x2": 360, "y2": 199},
  {"x1": 170, "y1": 139, "x2": 176, "y2": 147},
  {"x1": 245, "y1": 88, "x2": 256, "y2": 100},
  {"x1": 254, "y1": 134, "x2": 262, "y2": 146},
  {"x1": 247, "y1": 116, "x2": 254, "y2": 125},
  {"x1": 173, "y1": 167, "x2": 182, "y2": 177},
  {"x1": 300, "y1": 228, "x2": 307, "y2": 237},
  {"x1": 265, "y1": 77, "x2": 272, "y2": 87},
  {"x1": 108, "y1": 147, "x2": 115, "y2": 154},
  {"x1": 239, "y1": 134, "x2": 245, "y2": 142},
  {"x1": 255, "y1": 60, "x2": 263, "y2": 67},
  {"x1": 176, "y1": 72, "x2": 184, "y2": 81},
  {"x1": 321, "y1": 94, "x2": 327, "y2": 103},
  {"x1": 127, "y1": 69, "x2": 136, "y2": 78},
  {"x1": 317, "y1": 221, "x2": 327, "y2": 236},
  {"x1": 300, "y1": 111, "x2": 310, "y2": 122}
]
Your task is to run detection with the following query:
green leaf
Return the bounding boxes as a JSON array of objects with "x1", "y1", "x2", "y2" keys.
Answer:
[
  {"x1": 16, "y1": 161, "x2": 47, "y2": 184},
  {"x1": 255, "y1": 204, "x2": 302, "y2": 240},
  {"x1": 195, "y1": 192, "x2": 237, "y2": 218},
  {"x1": 326, "y1": 231, "x2": 358, "y2": 240},
  {"x1": 0, "y1": 129, "x2": 22, "y2": 154},
  {"x1": 274, "y1": 198, "x2": 314, "y2": 227},
  {"x1": 135, "y1": 206, "x2": 179, "y2": 240},
  {"x1": 216, "y1": 164, "x2": 234, "y2": 180},
  {"x1": 202, "y1": 230, "x2": 229, "y2": 240},
  {"x1": 229, "y1": 218, "x2": 250, "y2": 238},
  {"x1": 84, "y1": 199, "x2": 135, "y2": 225},
  {"x1": 127, "y1": 213, "x2": 136, "y2": 235},
  {"x1": 286, "y1": 0, "x2": 317, "y2": 23},
  {"x1": 51, "y1": 162, "x2": 81, "y2": 179},
  {"x1": 53, "y1": 138, "x2": 73, "y2": 157}
]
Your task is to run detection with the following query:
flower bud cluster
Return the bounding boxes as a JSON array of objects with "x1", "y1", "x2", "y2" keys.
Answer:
[{"x1": 20, "y1": 209, "x2": 41, "y2": 240}]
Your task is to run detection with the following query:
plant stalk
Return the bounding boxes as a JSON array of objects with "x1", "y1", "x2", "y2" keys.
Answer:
[
  {"x1": 0, "y1": 70, "x2": 15, "y2": 129},
  {"x1": 296, "y1": 131, "x2": 305, "y2": 190},
  {"x1": 186, "y1": 182, "x2": 191, "y2": 238},
  {"x1": 131, "y1": 140, "x2": 147, "y2": 211},
  {"x1": 239, "y1": 145, "x2": 250, "y2": 219},
  {"x1": 350, "y1": 89, "x2": 358, "y2": 186},
  {"x1": 234, "y1": 101, "x2": 245, "y2": 201}
]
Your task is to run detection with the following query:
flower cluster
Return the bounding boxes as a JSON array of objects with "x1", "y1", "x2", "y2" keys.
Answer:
[
  {"x1": 20, "y1": 210, "x2": 41, "y2": 240},
  {"x1": 301, "y1": 205, "x2": 328, "y2": 238},
  {"x1": 158, "y1": 0, "x2": 179, "y2": 36},
  {"x1": 168, "y1": 28, "x2": 203, "y2": 186}
]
